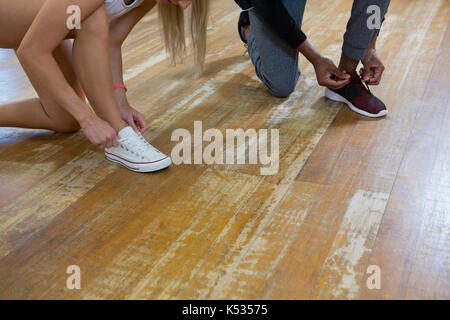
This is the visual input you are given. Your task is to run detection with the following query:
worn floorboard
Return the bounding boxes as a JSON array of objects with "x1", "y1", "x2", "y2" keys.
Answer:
[{"x1": 0, "y1": 0, "x2": 448, "y2": 299}]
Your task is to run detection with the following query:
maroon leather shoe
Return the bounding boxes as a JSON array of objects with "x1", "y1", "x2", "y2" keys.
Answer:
[{"x1": 325, "y1": 71, "x2": 387, "y2": 118}]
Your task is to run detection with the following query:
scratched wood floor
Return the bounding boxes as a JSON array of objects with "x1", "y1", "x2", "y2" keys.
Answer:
[{"x1": 0, "y1": 0, "x2": 449, "y2": 300}]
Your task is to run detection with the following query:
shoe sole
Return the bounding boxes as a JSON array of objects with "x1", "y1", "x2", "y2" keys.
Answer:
[
  {"x1": 325, "y1": 88, "x2": 388, "y2": 118},
  {"x1": 105, "y1": 153, "x2": 172, "y2": 173}
]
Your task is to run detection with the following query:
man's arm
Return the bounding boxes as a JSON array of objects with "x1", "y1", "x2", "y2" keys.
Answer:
[{"x1": 361, "y1": 37, "x2": 385, "y2": 85}]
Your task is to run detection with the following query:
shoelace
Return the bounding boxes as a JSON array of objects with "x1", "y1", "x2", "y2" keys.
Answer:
[
  {"x1": 137, "y1": 132, "x2": 163, "y2": 155},
  {"x1": 353, "y1": 72, "x2": 372, "y2": 95},
  {"x1": 119, "y1": 133, "x2": 162, "y2": 160}
]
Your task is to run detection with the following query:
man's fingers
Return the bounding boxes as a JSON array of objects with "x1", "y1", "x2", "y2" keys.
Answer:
[
  {"x1": 331, "y1": 68, "x2": 350, "y2": 80},
  {"x1": 369, "y1": 67, "x2": 383, "y2": 85},
  {"x1": 332, "y1": 79, "x2": 351, "y2": 90},
  {"x1": 323, "y1": 77, "x2": 350, "y2": 90},
  {"x1": 359, "y1": 67, "x2": 370, "y2": 83}
]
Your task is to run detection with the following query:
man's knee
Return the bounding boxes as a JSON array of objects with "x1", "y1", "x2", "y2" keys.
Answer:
[{"x1": 265, "y1": 74, "x2": 299, "y2": 98}]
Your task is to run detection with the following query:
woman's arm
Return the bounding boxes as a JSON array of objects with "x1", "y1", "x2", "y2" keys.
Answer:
[
  {"x1": 17, "y1": 0, "x2": 104, "y2": 124},
  {"x1": 109, "y1": 0, "x2": 156, "y2": 132},
  {"x1": 17, "y1": 0, "x2": 119, "y2": 148}
]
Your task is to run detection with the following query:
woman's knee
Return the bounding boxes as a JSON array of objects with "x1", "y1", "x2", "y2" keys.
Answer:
[
  {"x1": 77, "y1": 6, "x2": 110, "y2": 42},
  {"x1": 39, "y1": 100, "x2": 81, "y2": 133},
  {"x1": 55, "y1": 120, "x2": 81, "y2": 133},
  {"x1": 49, "y1": 114, "x2": 81, "y2": 133}
]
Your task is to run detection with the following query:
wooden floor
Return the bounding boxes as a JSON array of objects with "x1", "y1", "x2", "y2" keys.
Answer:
[{"x1": 0, "y1": 0, "x2": 449, "y2": 299}]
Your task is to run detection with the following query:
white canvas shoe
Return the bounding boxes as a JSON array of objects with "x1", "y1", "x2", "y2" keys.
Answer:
[{"x1": 105, "y1": 126, "x2": 172, "y2": 173}]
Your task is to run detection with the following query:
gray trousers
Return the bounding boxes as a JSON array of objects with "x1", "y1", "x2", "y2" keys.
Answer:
[{"x1": 247, "y1": 0, "x2": 391, "y2": 98}]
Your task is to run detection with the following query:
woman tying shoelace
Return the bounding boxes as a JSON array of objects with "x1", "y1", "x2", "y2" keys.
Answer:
[{"x1": 0, "y1": 0, "x2": 209, "y2": 172}]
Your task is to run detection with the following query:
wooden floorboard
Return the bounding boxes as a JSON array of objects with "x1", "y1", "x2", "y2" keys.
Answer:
[{"x1": 0, "y1": 0, "x2": 448, "y2": 299}]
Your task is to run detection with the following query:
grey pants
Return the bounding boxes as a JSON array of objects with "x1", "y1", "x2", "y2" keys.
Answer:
[{"x1": 247, "y1": 0, "x2": 391, "y2": 98}]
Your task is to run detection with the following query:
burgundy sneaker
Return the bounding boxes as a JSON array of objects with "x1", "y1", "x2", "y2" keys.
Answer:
[
  {"x1": 325, "y1": 71, "x2": 387, "y2": 118},
  {"x1": 238, "y1": 10, "x2": 250, "y2": 44}
]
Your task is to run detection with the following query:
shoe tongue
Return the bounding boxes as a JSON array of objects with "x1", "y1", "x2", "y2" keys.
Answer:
[
  {"x1": 348, "y1": 71, "x2": 360, "y2": 80},
  {"x1": 118, "y1": 126, "x2": 136, "y2": 140}
]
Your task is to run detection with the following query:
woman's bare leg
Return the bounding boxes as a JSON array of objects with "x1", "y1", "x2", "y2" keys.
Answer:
[{"x1": 0, "y1": 4, "x2": 126, "y2": 133}]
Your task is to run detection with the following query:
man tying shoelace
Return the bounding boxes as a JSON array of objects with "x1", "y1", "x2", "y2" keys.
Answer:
[{"x1": 235, "y1": 0, "x2": 391, "y2": 118}]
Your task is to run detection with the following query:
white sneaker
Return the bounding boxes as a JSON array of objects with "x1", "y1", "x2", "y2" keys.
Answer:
[{"x1": 105, "y1": 126, "x2": 172, "y2": 173}]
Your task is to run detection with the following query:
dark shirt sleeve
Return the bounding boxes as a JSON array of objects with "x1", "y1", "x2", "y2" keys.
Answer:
[{"x1": 251, "y1": 0, "x2": 307, "y2": 48}]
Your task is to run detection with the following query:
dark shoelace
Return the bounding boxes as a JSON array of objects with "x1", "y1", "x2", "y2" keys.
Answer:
[{"x1": 351, "y1": 72, "x2": 372, "y2": 95}]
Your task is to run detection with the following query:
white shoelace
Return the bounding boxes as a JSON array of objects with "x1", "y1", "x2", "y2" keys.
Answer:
[{"x1": 119, "y1": 132, "x2": 163, "y2": 160}]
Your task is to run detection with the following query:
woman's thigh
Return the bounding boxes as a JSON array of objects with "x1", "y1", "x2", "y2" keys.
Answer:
[{"x1": 0, "y1": 0, "x2": 47, "y2": 49}]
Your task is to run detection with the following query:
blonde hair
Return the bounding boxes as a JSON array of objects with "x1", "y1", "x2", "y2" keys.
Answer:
[{"x1": 158, "y1": 0, "x2": 209, "y2": 72}]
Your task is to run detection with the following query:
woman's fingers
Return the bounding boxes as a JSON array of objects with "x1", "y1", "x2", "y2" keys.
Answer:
[
  {"x1": 106, "y1": 131, "x2": 119, "y2": 149},
  {"x1": 128, "y1": 115, "x2": 139, "y2": 133},
  {"x1": 105, "y1": 135, "x2": 113, "y2": 149},
  {"x1": 81, "y1": 115, "x2": 120, "y2": 149},
  {"x1": 112, "y1": 134, "x2": 119, "y2": 148},
  {"x1": 135, "y1": 113, "x2": 148, "y2": 133}
]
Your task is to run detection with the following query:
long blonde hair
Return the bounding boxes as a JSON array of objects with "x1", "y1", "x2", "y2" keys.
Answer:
[{"x1": 158, "y1": 0, "x2": 209, "y2": 72}]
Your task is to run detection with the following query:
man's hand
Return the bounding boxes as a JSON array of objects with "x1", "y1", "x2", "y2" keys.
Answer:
[
  {"x1": 361, "y1": 48, "x2": 385, "y2": 85},
  {"x1": 118, "y1": 105, "x2": 148, "y2": 133},
  {"x1": 298, "y1": 40, "x2": 350, "y2": 90},
  {"x1": 313, "y1": 56, "x2": 351, "y2": 90}
]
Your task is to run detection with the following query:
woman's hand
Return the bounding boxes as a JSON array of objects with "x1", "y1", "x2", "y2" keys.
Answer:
[
  {"x1": 118, "y1": 105, "x2": 148, "y2": 133},
  {"x1": 312, "y1": 56, "x2": 351, "y2": 90},
  {"x1": 361, "y1": 48, "x2": 385, "y2": 85},
  {"x1": 80, "y1": 114, "x2": 119, "y2": 149}
]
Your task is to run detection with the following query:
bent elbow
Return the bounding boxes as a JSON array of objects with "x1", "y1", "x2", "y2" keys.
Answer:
[{"x1": 16, "y1": 44, "x2": 35, "y2": 64}]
